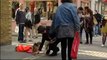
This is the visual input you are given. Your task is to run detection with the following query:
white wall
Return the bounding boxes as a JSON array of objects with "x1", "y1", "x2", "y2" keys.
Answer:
[{"x1": 91, "y1": 0, "x2": 96, "y2": 14}]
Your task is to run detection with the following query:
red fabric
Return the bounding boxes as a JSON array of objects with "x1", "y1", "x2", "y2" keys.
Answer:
[
  {"x1": 71, "y1": 32, "x2": 80, "y2": 59},
  {"x1": 16, "y1": 45, "x2": 32, "y2": 53},
  {"x1": 24, "y1": 45, "x2": 32, "y2": 51},
  {"x1": 16, "y1": 45, "x2": 24, "y2": 52}
]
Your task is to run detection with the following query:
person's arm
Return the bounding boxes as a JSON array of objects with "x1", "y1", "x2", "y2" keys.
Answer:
[
  {"x1": 70, "y1": 5, "x2": 80, "y2": 32},
  {"x1": 15, "y1": 9, "x2": 19, "y2": 25}
]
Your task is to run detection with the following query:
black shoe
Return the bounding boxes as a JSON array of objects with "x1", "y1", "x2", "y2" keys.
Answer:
[
  {"x1": 80, "y1": 42, "x2": 83, "y2": 44},
  {"x1": 28, "y1": 40, "x2": 33, "y2": 42},
  {"x1": 49, "y1": 52, "x2": 57, "y2": 56},
  {"x1": 46, "y1": 50, "x2": 50, "y2": 55},
  {"x1": 85, "y1": 42, "x2": 89, "y2": 44},
  {"x1": 90, "y1": 42, "x2": 92, "y2": 44},
  {"x1": 19, "y1": 40, "x2": 26, "y2": 43}
]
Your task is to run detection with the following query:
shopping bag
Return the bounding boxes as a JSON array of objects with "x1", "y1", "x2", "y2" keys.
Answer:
[
  {"x1": 15, "y1": 26, "x2": 19, "y2": 33},
  {"x1": 71, "y1": 32, "x2": 80, "y2": 59},
  {"x1": 93, "y1": 16, "x2": 98, "y2": 25}
]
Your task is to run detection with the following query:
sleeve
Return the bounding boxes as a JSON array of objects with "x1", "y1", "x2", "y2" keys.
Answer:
[
  {"x1": 15, "y1": 9, "x2": 19, "y2": 24},
  {"x1": 70, "y1": 5, "x2": 80, "y2": 32},
  {"x1": 26, "y1": 12, "x2": 32, "y2": 19}
]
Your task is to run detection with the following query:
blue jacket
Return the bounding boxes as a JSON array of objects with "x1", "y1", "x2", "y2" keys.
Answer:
[{"x1": 50, "y1": 3, "x2": 80, "y2": 38}]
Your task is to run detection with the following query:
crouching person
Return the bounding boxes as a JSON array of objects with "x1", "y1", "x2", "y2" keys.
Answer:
[{"x1": 38, "y1": 26, "x2": 60, "y2": 55}]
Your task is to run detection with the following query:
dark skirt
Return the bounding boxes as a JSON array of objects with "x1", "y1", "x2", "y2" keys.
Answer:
[{"x1": 25, "y1": 20, "x2": 32, "y2": 29}]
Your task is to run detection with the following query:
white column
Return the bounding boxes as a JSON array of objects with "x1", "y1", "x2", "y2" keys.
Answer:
[
  {"x1": 99, "y1": 2, "x2": 102, "y2": 14},
  {"x1": 91, "y1": 0, "x2": 96, "y2": 14}
]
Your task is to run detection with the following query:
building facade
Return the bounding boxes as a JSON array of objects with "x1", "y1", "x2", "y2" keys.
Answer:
[
  {"x1": 94, "y1": 0, "x2": 107, "y2": 14},
  {"x1": 0, "y1": 0, "x2": 12, "y2": 45}
]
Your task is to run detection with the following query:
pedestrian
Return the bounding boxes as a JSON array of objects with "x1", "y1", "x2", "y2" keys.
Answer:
[
  {"x1": 101, "y1": 16, "x2": 107, "y2": 47},
  {"x1": 34, "y1": 8, "x2": 42, "y2": 24},
  {"x1": 15, "y1": 3, "x2": 26, "y2": 43},
  {"x1": 29, "y1": 0, "x2": 35, "y2": 23},
  {"x1": 38, "y1": 26, "x2": 51, "y2": 53},
  {"x1": 29, "y1": 1, "x2": 37, "y2": 38},
  {"x1": 12, "y1": 0, "x2": 19, "y2": 19},
  {"x1": 77, "y1": 7, "x2": 84, "y2": 44},
  {"x1": 94, "y1": 10, "x2": 102, "y2": 36},
  {"x1": 84, "y1": 6, "x2": 94, "y2": 44},
  {"x1": 24, "y1": 7, "x2": 33, "y2": 42},
  {"x1": 32, "y1": 8, "x2": 42, "y2": 38},
  {"x1": 50, "y1": 0, "x2": 80, "y2": 60}
]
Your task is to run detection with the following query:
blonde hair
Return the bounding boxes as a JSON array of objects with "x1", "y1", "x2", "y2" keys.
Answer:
[{"x1": 19, "y1": 3, "x2": 23, "y2": 7}]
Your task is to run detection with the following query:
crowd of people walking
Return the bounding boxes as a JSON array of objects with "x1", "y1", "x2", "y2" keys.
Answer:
[
  {"x1": 78, "y1": 6, "x2": 107, "y2": 46},
  {"x1": 12, "y1": 0, "x2": 107, "y2": 60}
]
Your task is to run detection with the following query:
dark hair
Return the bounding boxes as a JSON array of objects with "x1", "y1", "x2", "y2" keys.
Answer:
[
  {"x1": 25, "y1": 7, "x2": 29, "y2": 13},
  {"x1": 33, "y1": 43, "x2": 38, "y2": 46},
  {"x1": 78, "y1": 7, "x2": 83, "y2": 10},
  {"x1": 84, "y1": 6, "x2": 93, "y2": 15},
  {"x1": 61, "y1": 0, "x2": 72, "y2": 3},
  {"x1": 84, "y1": 6, "x2": 89, "y2": 10}
]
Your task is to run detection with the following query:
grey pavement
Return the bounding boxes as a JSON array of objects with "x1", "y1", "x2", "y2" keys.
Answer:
[{"x1": 1, "y1": 32, "x2": 107, "y2": 60}]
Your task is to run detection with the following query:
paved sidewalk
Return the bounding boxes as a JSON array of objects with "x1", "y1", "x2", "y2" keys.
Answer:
[
  {"x1": 30, "y1": 36, "x2": 107, "y2": 60},
  {"x1": 1, "y1": 34, "x2": 107, "y2": 60}
]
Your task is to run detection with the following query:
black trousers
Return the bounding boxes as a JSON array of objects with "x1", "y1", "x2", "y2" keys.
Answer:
[
  {"x1": 80, "y1": 25, "x2": 84, "y2": 43},
  {"x1": 18, "y1": 24, "x2": 25, "y2": 41},
  {"x1": 85, "y1": 28, "x2": 93, "y2": 44},
  {"x1": 59, "y1": 38, "x2": 74, "y2": 60},
  {"x1": 39, "y1": 32, "x2": 51, "y2": 51},
  {"x1": 38, "y1": 33, "x2": 46, "y2": 51},
  {"x1": 46, "y1": 39, "x2": 60, "y2": 55}
]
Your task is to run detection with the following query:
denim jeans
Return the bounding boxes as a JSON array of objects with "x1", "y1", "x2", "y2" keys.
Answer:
[
  {"x1": 18, "y1": 24, "x2": 25, "y2": 41},
  {"x1": 94, "y1": 24, "x2": 101, "y2": 36}
]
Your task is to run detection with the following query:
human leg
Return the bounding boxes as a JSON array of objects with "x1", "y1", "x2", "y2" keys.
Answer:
[
  {"x1": 85, "y1": 31, "x2": 89, "y2": 44},
  {"x1": 18, "y1": 24, "x2": 25, "y2": 42},
  {"x1": 61, "y1": 38, "x2": 67, "y2": 60},
  {"x1": 68, "y1": 38, "x2": 74, "y2": 60}
]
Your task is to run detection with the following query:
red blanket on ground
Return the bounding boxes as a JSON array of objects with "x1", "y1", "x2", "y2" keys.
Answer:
[{"x1": 16, "y1": 44, "x2": 32, "y2": 53}]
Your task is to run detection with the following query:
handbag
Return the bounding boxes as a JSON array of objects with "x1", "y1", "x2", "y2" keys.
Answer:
[
  {"x1": 93, "y1": 16, "x2": 98, "y2": 25},
  {"x1": 15, "y1": 26, "x2": 19, "y2": 33},
  {"x1": 71, "y1": 32, "x2": 80, "y2": 59}
]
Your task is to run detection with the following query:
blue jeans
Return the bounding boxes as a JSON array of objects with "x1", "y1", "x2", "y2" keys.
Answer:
[
  {"x1": 18, "y1": 24, "x2": 25, "y2": 41},
  {"x1": 94, "y1": 24, "x2": 101, "y2": 36}
]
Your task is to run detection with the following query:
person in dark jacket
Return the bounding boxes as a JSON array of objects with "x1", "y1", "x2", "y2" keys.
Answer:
[
  {"x1": 34, "y1": 8, "x2": 42, "y2": 24},
  {"x1": 50, "y1": 0, "x2": 80, "y2": 60},
  {"x1": 38, "y1": 26, "x2": 60, "y2": 56},
  {"x1": 94, "y1": 10, "x2": 102, "y2": 36},
  {"x1": 78, "y1": 7, "x2": 84, "y2": 44},
  {"x1": 84, "y1": 7, "x2": 94, "y2": 44},
  {"x1": 15, "y1": 3, "x2": 26, "y2": 43},
  {"x1": 24, "y1": 7, "x2": 33, "y2": 42},
  {"x1": 12, "y1": 0, "x2": 19, "y2": 19}
]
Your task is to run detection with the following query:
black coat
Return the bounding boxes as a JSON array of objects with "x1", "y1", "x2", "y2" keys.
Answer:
[{"x1": 34, "y1": 13, "x2": 40, "y2": 24}]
